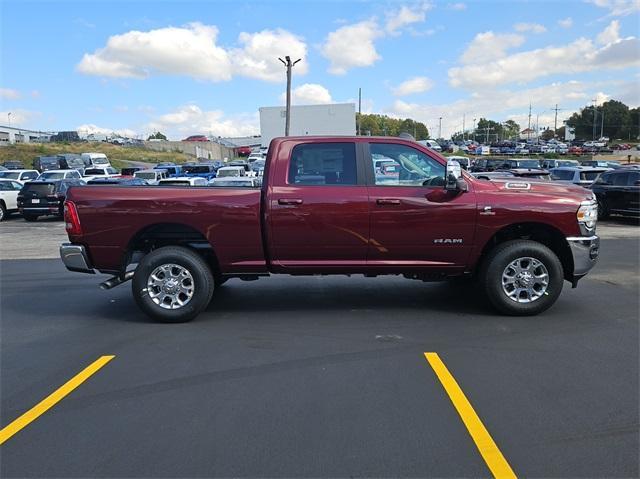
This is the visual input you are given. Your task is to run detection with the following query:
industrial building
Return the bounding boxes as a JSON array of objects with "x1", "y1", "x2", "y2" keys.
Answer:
[{"x1": 0, "y1": 125, "x2": 53, "y2": 144}]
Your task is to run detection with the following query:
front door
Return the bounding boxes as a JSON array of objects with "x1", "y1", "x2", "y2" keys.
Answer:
[
  {"x1": 268, "y1": 141, "x2": 370, "y2": 271},
  {"x1": 365, "y1": 141, "x2": 477, "y2": 270}
]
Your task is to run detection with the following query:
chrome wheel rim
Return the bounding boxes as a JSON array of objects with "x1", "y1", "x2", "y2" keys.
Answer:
[
  {"x1": 501, "y1": 257, "x2": 549, "y2": 303},
  {"x1": 147, "y1": 263, "x2": 195, "y2": 310}
]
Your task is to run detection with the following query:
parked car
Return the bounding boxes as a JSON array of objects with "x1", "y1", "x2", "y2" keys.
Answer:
[
  {"x1": 208, "y1": 177, "x2": 260, "y2": 187},
  {"x1": 182, "y1": 135, "x2": 209, "y2": 142},
  {"x1": 120, "y1": 167, "x2": 143, "y2": 177},
  {"x1": 418, "y1": 139, "x2": 442, "y2": 152},
  {"x1": 182, "y1": 164, "x2": 217, "y2": 180},
  {"x1": 501, "y1": 158, "x2": 542, "y2": 169},
  {"x1": 154, "y1": 164, "x2": 182, "y2": 176},
  {"x1": 2, "y1": 161, "x2": 23, "y2": 170},
  {"x1": 81, "y1": 153, "x2": 111, "y2": 168},
  {"x1": 0, "y1": 179, "x2": 24, "y2": 221},
  {"x1": 158, "y1": 177, "x2": 208, "y2": 186},
  {"x1": 57, "y1": 154, "x2": 89, "y2": 175},
  {"x1": 60, "y1": 136, "x2": 600, "y2": 322},
  {"x1": 33, "y1": 156, "x2": 62, "y2": 172},
  {"x1": 447, "y1": 156, "x2": 471, "y2": 170},
  {"x1": 83, "y1": 167, "x2": 120, "y2": 181},
  {"x1": 591, "y1": 169, "x2": 640, "y2": 218},
  {"x1": 580, "y1": 160, "x2": 621, "y2": 169},
  {"x1": 540, "y1": 159, "x2": 580, "y2": 169},
  {"x1": 228, "y1": 161, "x2": 256, "y2": 177},
  {"x1": 214, "y1": 166, "x2": 247, "y2": 179},
  {"x1": 37, "y1": 170, "x2": 83, "y2": 181},
  {"x1": 134, "y1": 169, "x2": 168, "y2": 185},
  {"x1": 86, "y1": 177, "x2": 148, "y2": 186},
  {"x1": 0, "y1": 169, "x2": 40, "y2": 183},
  {"x1": 469, "y1": 158, "x2": 507, "y2": 172},
  {"x1": 550, "y1": 167, "x2": 608, "y2": 187},
  {"x1": 18, "y1": 179, "x2": 85, "y2": 221}
]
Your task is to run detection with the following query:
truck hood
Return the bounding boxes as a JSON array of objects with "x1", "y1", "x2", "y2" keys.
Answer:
[{"x1": 482, "y1": 178, "x2": 594, "y2": 202}]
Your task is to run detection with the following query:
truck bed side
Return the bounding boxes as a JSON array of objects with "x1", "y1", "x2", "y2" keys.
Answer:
[{"x1": 66, "y1": 186, "x2": 266, "y2": 274}]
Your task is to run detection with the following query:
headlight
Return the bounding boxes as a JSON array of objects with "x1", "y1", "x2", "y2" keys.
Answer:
[{"x1": 577, "y1": 199, "x2": 597, "y2": 231}]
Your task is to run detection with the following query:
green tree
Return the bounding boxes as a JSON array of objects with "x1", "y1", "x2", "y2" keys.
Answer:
[
  {"x1": 147, "y1": 131, "x2": 167, "y2": 140},
  {"x1": 540, "y1": 128, "x2": 555, "y2": 141},
  {"x1": 357, "y1": 113, "x2": 429, "y2": 139}
]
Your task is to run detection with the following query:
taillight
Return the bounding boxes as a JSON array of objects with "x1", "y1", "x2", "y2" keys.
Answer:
[{"x1": 64, "y1": 201, "x2": 82, "y2": 235}]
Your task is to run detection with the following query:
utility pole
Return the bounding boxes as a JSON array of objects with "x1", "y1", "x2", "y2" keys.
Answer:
[
  {"x1": 551, "y1": 104, "x2": 563, "y2": 136},
  {"x1": 600, "y1": 109, "x2": 604, "y2": 139},
  {"x1": 279, "y1": 56, "x2": 301, "y2": 136},
  {"x1": 527, "y1": 102, "x2": 532, "y2": 141},
  {"x1": 591, "y1": 98, "x2": 597, "y2": 140},
  {"x1": 357, "y1": 87, "x2": 362, "y2": 136},
  {"x1": 7, "y1": 112, "x2": 12, "y2": 127},
  {"x1": 438, "y1": 117, "x2": 442, "y2": 139},
  {"x1": 462, "y1": 113, "x2": 466, "y2": 141},
  {"x1": 473, "y1": 118, "x2": 477, "y2": 141}
]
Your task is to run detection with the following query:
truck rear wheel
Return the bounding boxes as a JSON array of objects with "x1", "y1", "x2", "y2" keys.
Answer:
[
  {"x1": 132, "y1": 246, "x2": 214, "y2": 323},
  {"x1": 480, "y1": 240, "x2": 563, "y2": 316}
]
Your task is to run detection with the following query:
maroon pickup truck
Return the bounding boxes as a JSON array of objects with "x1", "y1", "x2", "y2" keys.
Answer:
[{"x1": 60, "y1": 137, "x2": 599, "y2": 322}]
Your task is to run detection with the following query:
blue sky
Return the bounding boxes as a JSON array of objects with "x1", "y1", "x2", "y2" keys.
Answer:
[{"x1": 1, "y1": 0, "x2": 639, "y2": 139}]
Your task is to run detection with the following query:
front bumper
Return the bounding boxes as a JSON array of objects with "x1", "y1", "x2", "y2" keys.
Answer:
[
  {"x1": 566, "y1": 235, "x2": 600, "y2": 286},
  {"x1": 60, "y1": 243, "x2": 95, "y2": 274}
]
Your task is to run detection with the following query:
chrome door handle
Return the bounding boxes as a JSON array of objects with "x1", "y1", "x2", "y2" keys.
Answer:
[
  {"x1": 278, "y1": 198, "x2": 303, "y2": 205},
  {"x1": 376, "y1": 198, "x2": 401, "y2": 205}
]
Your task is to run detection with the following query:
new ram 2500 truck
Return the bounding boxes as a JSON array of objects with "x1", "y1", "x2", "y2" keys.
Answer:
[{"x1": 60, "y1": 137, "x2": 600, "y2": 322}]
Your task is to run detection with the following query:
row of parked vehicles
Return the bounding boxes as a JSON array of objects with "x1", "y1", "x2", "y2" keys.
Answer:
[{"x1": 0, "y1": 152, "x2": 268, "y2": 221}]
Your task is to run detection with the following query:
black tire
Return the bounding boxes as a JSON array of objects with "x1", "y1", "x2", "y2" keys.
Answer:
[
  {"x1": 24, "y1": 214, "x2": 38, "y2": 222},
  {"x1": 480, "y1": 240, "x2": 564, "y2": 316},
  {"x1": 0, "y1": 202, "x2": 6, "y2": 222},
  {"x1": 132, "y1": 246, "x2": 214, "y2": 323},
  {"x1": 597, "y1": 197, "x2": 610, "y2": 219}
]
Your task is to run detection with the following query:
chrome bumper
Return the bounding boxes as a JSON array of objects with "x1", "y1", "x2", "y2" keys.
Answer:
[
  {"x1": 60, "y1": 243, "x2": 95, "y2": 274},
  {"x1": 566, "y1": 235, "x2": 599, "y2": 286}
]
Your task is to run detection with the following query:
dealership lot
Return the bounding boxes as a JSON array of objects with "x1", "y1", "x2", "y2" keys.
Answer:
[{"x1": 1, "y1": 218, "x2": 638, "y2": 477}]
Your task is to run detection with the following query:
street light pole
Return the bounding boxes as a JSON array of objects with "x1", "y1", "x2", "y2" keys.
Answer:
[
  {"x1": 279, "y1": 56, "x2": 301, "y2": 137},
  {"x1": 8, "y1": 112, "x2": 12, "y2": 127},
  {"x1": 438, "y1": 117, "x2": 442, "y2": 139}
]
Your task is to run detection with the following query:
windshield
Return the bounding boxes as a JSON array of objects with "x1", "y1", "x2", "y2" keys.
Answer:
[
  {"x1": 39, "y1": 172, "x2": 66, "y2": 180},
  {"x1": 135, "y1": 172, "x2": 157, "y2": 180},
  {"x1": 39, "y1": 158, "x2": 60, "y2": 167},
  {"x1": 184, "y1": 166, "x2": 211, "y2": 174},
  {"x1": 516, "y1": 160, "x2": 540, "y2": 168},
  {"x1": 581, "y1": 171, "x2": 603, "y2": 181},
  {"x1": 84, "y1": 169, "x2": 105, "y2": 175},
  {"x1": 92, "y1": 157, "x2": 109, "y2": 165},
  {"x1": 0, "y1": 171, "x2": 20, "y2": 180},
  {"x1": 217, "y1": 169, "x2": 241, "y2": 178},
  {"x1": 558, "y1": 160, "x2": 579, "y2": 167}
]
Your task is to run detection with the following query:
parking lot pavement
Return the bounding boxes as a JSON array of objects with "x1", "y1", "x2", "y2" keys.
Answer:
[
  {"x1": 0, "y1": 219, "x2": 638, "y2": 477},
  {"x1": 0, "y1": 216, "x2": 67, "y2": 260}
]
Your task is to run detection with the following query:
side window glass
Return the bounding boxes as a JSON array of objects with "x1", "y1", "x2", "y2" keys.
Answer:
[
  {"x1": 370, "y1": 143, "x2": 445, "y2": 187},
  {"x1": 628, "y1": 172, "x2": 640, "y2": 186},
  {"x1": 288, "y1": 143, "x2": 357, "y2": 185},
  {"x1": 612, "y1": 173, "x2": 628, "y2": 186},
  {"x1": 12, "y1": 182, "x2": 23, "y2": 190}
]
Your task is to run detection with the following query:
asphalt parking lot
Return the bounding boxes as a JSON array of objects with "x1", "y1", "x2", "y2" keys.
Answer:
[{"x1": 1, "y1": 217, "x2": 638, "y2": 477}]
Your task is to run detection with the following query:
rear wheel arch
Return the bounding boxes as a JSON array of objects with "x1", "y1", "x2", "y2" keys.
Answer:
[
  {"x1": 477, "y1": 222, "x2": 574, "y2": 281},
  {"x1": 124, "y1": 222, "x2": 221, "y2": 278}
]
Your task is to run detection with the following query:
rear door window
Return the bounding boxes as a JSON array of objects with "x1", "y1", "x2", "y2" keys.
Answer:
[
  {"x1": 288, "y1": 143, "x2": 357, "y2": 185},
  {"x1": 612, "y1": 173, "x2": 629, "y2": 186},
  {"x1": 627, "y1": 171, "x2": 640, "y2": 186}
]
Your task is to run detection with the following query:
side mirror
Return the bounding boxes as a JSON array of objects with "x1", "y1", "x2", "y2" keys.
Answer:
[{"x1": 445, "y1": 159, "x2": 467, "y2": 192}]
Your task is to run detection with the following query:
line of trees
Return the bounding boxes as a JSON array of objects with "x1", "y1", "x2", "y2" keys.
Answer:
[
  {"x1": 565, "y1": 100, "x2": 639, "y2": 141},
  {"x1": 357, "y1": 114, "x2": 429, "y2": 140}
]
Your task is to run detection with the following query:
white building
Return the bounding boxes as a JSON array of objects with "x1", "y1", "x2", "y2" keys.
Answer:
[
  {"x1": 0, "y1": 125, "x2": 53, "y2": 144},
  {"x1": 259, "y1": 103, "x2": 356, "y2": 147}
]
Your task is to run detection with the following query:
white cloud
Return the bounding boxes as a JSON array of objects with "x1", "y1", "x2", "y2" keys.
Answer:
[
  {"x1": 77, "y1": 23, "x2": 307, "y2": 83},
  {"x1": 321, "y1": 20, "x2": 382, "y2": 74},
  {"x1": 385, "y1": 3, "x2": 431, "y2": 35},
  {"x1": 558, "y1": 17, "x2": 573, "y2": 28},
  {"x1": 76, "y1": 124, "x2": 137, "y2": 138},
  {"x1": 77, "y1": 23, "x2": 232, "y2": 81},
  {"x1": 281, "y1": 83, "x2": 333, "y2": 105},
  {"x1": 514, "y1": 22, "x2": 547, "y2": 33},
  {"x1": 449, "y1": 23, "x2": 640, "y2": 89},
  {"x1": 392, "y1": 76, "x2": 434, "y2": 96},
  {"x1": 460, "y1": 31, "x2": 525, "y2": 64},
  {"x1": 1, "y1": 109, "x2": 41, "y2": 126},
  {"x1": 587, "y1": 0, "x2": 640, "y2": 17},
  {"x1": 596, "y1": 20, "x2": 620, "y2": 44},
  {"x1": 447, "y1": 3, "x2": 467, "y2": 10},
  {"x1": 231, "y1": 29, "x2": 308, "y2": 82},
  {"x1": 1, "y1": 88, "x2": 21, "y2": 100},
  {"x1": 146, "y1": 104, "x2": 259, "y2": 139}
]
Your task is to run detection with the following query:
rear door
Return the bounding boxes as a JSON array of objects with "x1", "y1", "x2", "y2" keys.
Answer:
[
  {"x1": 267, "y1": 141, "x2": 370, "y2": 270},
  {"x1": 364, "y1": 141, "x2": 477, "y2": 269},
  {"x1": 609, "y1": 172, "x2": 629, "y2": 212},
  {"x1": 623, "y1": 171, "x2": 640, "y2": 214}
]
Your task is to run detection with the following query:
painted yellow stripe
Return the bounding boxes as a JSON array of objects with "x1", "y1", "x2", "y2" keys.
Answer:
[
  {"x1": 424, "y1": 352, "x2": 516, "y2": 479},
  {"x1": 0, "y1": 355, "x2": 115, "y2": 445}
]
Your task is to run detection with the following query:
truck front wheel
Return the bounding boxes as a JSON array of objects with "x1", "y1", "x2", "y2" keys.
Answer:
[
  {"x1": 132, "y1": 246, "x2": 214, "y2": 323},
  {"x1": 480, "y1": 240, "x2": 564, "y2": 316}
]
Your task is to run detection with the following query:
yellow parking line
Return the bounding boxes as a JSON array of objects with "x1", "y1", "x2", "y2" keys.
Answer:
[
  {"x1": 0, "y1": 355, "x2": 115, "y2": 445},
  {"x1": 424, "y1": 352, "x2": 516, "y2": 479}
]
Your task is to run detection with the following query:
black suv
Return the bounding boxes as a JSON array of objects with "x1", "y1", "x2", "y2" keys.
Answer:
[
  {"x1": 17, "y1": 179, "x2": 85, "y2": 221},
  {"x1": 470, "y1": 158, "x2": 508, "y2": 172},
  {"x1": 591, "y1": 168, "x2": 640, "y2": 218}
]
